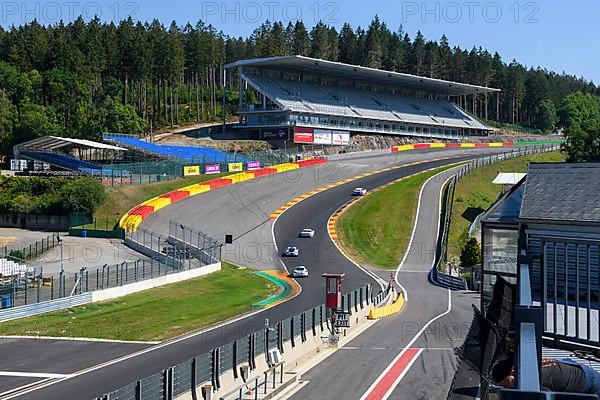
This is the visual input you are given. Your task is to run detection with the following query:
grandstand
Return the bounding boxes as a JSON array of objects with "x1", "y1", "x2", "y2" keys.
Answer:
[
  {"x1": 225, "y1": 56, "x2": 499, "y2": 141},
  {"x1": 13, "y1": 136, "x2": 127, "y2": 176},
  {"x1": 103, "y1": 134, "x2": 245, "y2": 163},
  {"x1": 0, "y1": 258, "x2": 32, "y2": 278}
]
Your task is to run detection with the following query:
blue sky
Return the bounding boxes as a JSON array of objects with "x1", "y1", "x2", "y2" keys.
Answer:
[{"x1": 1, "y1": 1, "x2": 598, "y2": 83}]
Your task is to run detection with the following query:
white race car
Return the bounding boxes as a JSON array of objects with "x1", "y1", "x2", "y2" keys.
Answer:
[
  {"x1": 353, "y1": 187, "x2": 367, "y2": 196},
  {"x1": 299, "y1": 228, "x2": 315, "y2": 238},
  {"x1": 283, "y1": 246, "x2": 299, "y2": 257},
  {"x1": 292, "y1": 265, "x2": 309, "y2": 278}
]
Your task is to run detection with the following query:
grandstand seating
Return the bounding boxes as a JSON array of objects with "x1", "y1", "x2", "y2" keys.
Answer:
[
  {"x1": 0, "y1": 258, "x2": 33, "y2": 278},
  {"x1": 20, "y1": 149, "x2": 104, "y2": 174},
  {"x1": 104, "y1": 135, "x2": 245, "y2": 163},
  {"x1": 246, "y1": 74, "x2": 487, "y2": 130}
]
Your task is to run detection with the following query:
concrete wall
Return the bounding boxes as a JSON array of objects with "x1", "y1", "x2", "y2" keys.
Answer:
[
  {"x1": 0, "y1": 213, "x2": 69, "y2": 230},
  {"x1": 92, "y1": 262, "x2": 221, "y2": 302}
]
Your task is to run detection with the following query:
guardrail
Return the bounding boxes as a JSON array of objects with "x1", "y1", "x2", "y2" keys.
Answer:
[
  {"x1": 98, "y1": 284, "x2": 372, "y2": 400},
  {"x1": 0, "y1": 293, "x2": 93, "y2": 323}
]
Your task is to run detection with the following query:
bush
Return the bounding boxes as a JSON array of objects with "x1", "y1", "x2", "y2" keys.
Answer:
[
  {"x1": 460, "y1": 237, "x2": 482, "y2": 270},
  {"x1": 60, "y1": 178, "x2": 106, "y2": 215}
]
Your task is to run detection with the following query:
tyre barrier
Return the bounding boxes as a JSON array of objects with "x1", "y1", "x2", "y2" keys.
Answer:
[
  {"x1": 368, "y1": 290, "x2": 406, "y2": 320},
  {"x1": 119, "y1": 158, "x2": 328, "y2": 232}
]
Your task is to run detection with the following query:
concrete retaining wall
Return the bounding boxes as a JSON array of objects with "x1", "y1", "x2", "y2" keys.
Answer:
[{"x1": 91, "y1": 262, "x2": 221, "y2": 302}]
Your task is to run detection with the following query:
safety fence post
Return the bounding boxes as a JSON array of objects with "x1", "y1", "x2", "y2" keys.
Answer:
[
  {"x1": 290, "y1": 317, "x2": 295, "y2": 347},
  {"x1": 135, "y1": 380, "x2": 142, "y2": 400}
]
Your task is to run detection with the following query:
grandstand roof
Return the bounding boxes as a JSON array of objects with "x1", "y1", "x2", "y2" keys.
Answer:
[
  {"x1": 225, "y1": 55, "x2": 500, "y2": 96},
  {"x1": 16, "y1": 136, "x2": 127, "y2": 152}
]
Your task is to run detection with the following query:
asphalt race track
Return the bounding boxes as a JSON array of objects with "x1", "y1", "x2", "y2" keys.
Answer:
[
  {"x1": 288, "y1": 167, "x2": 477, "y2": 400},
  {"x1": 4, "y1": 147, "x2": 517, "y2": 399}
]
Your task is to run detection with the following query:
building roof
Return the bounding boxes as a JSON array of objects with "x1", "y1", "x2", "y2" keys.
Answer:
[
  {"x1": 493, "y1": 173, "x2": 527, "y2": 185},
  {"x1": 225, "y1": 55, "x2": 500, "y2": 97},
  {"x1": 15, "y1": 136, "x2": 127, "y2": 152},
  {"x1": 519, "y1": 163, "x2": 600, "y2": 225},
  {"x1": 482, "y1": 178, "x2": 526, "y2": 226}
]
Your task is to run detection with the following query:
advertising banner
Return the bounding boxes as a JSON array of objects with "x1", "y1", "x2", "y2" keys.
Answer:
[
  {"x1": 332, "y1": 131, "x2": 351, "y2": 146},
  {"x1": 313, "y1": 129, "x2": 332, "y2": 145},
  {"x1": 262, "y1": 129, "x2": 289, "y2": 140},
  {"x1": 205, "y1": 164, "x2": 221, "y2": 174},
  {"x1": 228, "y1": 162, "x2": 243, "y2": 172},
  {"x1": 247, "y1": 161, "x2": 261, "y2": 170},
  {"x1": 294, "y1": 127, "x2": 314, "y2": 144},
  {"x1": 183, "y1": 165, "x2": 200, "y2": 176}
]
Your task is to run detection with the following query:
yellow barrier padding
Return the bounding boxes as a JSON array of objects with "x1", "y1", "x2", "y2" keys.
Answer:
[
  {"x1": 460, "y1": 143, "x2": 476, "y2": 148},
  {"x1": 145, "y1": 197, "x2": 172, "y2": 211},
  {"x1": 120, "y1": 215, "x2": 143, "y2": 232},
  {"x1": 273, "y1": 163, "x2": 300, "y2": 173},
  {"x1": 430, "y1": 143, "x2": 446, "y2": 148},
  {"x1": 181, "y1": 183, "x2": 211, "y2": 196},
  {"x1": 228, "y1": 172, "x2": 256, "y2": 184},
  {"x1": 368, "y1": 292, "x2": 405, "y2": 320},
  {"x1": 394, "y1": 144, "x2": 415, "y2": 151},
  {"x1": 489, "y1": 142, "x2": 504, "y2": 147}
]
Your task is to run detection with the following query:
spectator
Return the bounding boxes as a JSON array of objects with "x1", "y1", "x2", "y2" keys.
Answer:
[{"x1": 493, "y1": 357, "x2": 600, "y2": 395}]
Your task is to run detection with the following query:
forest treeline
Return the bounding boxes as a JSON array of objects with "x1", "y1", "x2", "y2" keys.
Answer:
[{"x1": 0, "y1": 16, "x2": 598, "y2": 155}]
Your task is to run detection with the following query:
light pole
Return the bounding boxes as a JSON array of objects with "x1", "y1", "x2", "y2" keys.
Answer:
[{"x1": 57, "y1": 234, "x2": 64, "y2": 298}]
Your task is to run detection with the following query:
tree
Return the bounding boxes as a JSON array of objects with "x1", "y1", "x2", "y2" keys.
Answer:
[
  {"x1": 559, "y1": 92, "x2": 600, "y2": 162},
  {"x1": 13, "y1": 103, "x2": 61, "y2": 143},
  {"x1": 104, "y1": 99, "x2": 147, "y2": 134},
  {"x1": 0, "y1": 89, "x2": 15, "y2": 151},
  {"x1": 460, "y1": 238, "x2": 482, "y2": 270},
  {"x1": 291, "y1": 21, "x2": 310, "y2": 56},
  {"x1": 534, "y1": 99, "x2": 558, "y2": 131},
  {"x1": 60, "y1": 177, "x2": 106, "y2": 215}
]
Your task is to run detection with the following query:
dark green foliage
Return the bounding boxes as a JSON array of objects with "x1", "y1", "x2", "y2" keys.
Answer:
[
  {"x1": 60, "y1": 178, "x2": 106, "y2": 215},
  {"x1": 0, "y1": 176, "x2": 105, "y2": 215},
  {"x1": 460, "y1": 238, "x2": 482, "y2": 269},
  {"x1": 559, "y1": 92, "x2": 600, "y2": 162}
]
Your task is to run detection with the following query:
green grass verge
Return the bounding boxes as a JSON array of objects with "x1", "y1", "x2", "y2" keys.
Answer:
[
  {"x1": 0, "y1": 262, "x2": 275, "y2": 342},
  {"x1": 94, "y1": 173, "x2": 230, "y2": 221},
  {"x1": 447, "y1": 151, "x2": 566, "y2": 260},
  {"x1": 336, "y1": 165, "x2": 456, "y2": 269}
]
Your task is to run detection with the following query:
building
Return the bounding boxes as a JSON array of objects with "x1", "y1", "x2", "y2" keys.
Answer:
[
  {"x1": 224, "y1": 56, "x2": 499, "y2": 144},
  {"x1": 481, "y1": 162, "x2": 600, "y2": 344}
]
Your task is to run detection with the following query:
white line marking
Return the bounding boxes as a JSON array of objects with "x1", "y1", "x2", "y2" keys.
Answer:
[
  {"x1": 359, "y1": 290, "x2": 452, "y2": 400},
  {"x1": 359, "y1": 167, "x2": 461, "y2": 400},
  {"x1": 0, "y1": 371, "x2": 72, "y2": 379}
]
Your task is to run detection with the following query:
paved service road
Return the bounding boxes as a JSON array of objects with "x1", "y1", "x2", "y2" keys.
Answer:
[
  {"x1": 288, "y1": 166, "x2": 479, "y2": 400},
  {"x1": 7, "y1": 148, "x2": 512, "y2": 399}
]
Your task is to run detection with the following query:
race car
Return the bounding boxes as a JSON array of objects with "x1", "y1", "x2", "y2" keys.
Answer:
[
  {"x1": 353, "y1": 187, "x2": 367, "y2": 196},
  {"x1": 292, "y1": 265, "x2": 309, "y2": 278},
  {"x1": 299, "y1": 228, "x2": 315, "y2": 238},
  {"x1": 283, "y1": 246, "x2": 299, "y2": 257}
]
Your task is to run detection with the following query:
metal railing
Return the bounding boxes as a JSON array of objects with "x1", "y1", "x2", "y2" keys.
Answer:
[
  {"x1": 0, "y1": 257, "x2": 183, "y2": 312},
  {"x1": 2, "y1": 233, "x2": 60, "y2": 261},
  {"x1": 495, "y1": 256, "x2": 596, "y2": 399},
  {"x1": 98, "y1": 284, "x2": 372, "y2": 400}
]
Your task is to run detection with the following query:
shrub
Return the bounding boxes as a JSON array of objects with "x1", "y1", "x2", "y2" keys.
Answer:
[
  {"x1": 60, "y1": 177, "x2": 106, "y2": 215},
  {"x1": 460, "y1": 237, "x2": 482, "y2": 269}
]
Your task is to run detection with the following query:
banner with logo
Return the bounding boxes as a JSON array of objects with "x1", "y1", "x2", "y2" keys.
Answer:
[
  {"x1": 294, "y1": 127, "x2": 314, "y2": 144},
  {"x1": 314, "y1": 129, "x2": 333, "y2": 145},
  {"x1": 183, "y1": 165, "x2": 200, "y2": 176},
  {"x1": 228, "y1": 162, "x2": 243, "y2": 172},
  {"x1": 205, "y1": 164, "x2": 221, "y2": 174},
  {"x1": 332, "y1": 131, "x2": 351, "y2": 146},
  {"x1": 247, "y1": 161, "x2": 261, "y2": 170}
]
